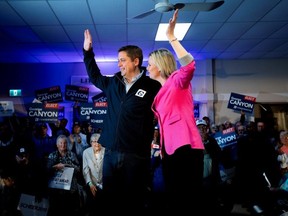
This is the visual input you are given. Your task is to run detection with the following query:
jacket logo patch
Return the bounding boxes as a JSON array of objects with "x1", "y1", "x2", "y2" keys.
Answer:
[{"x1": 135, "y1": 89, "x2": 146, "y2": 98}]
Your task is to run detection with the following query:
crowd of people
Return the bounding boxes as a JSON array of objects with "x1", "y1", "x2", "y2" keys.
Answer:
[
  {"x1": 1, "y1": 112, "x2": 288, "y2": 215},
  {"x1": 0, "y1": 117, "x2": 105, "y2": 216},
  {"x1": 200, "y1": 114, "x2": 288, "y2": 215},
  {"x1": 1, "y1": 9, "x2": 288, "y2": 216}
]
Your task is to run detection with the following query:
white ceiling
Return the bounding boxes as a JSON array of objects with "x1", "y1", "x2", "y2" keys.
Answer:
[{"x1": 0, "y1": 0, "x2": 288, "y2": 63}]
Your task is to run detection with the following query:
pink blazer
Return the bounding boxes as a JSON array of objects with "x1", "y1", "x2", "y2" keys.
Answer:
[{"x1": 152, "y1": 60, "x2": 204, "y2": 155}]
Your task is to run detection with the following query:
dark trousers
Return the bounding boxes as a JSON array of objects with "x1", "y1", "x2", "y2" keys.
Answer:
[
  {"x1": 162, "y1": 145, "x2": 204, "y2": 214},
  {"x1": 102, "y1": 150, "x2": 151, "y2": 214},
  {"x1": 47, "y1": 189, "x2": 80, "y2": 216},
  {"x1": 84, "y1": 185, "x2": 104, "y2": 216}
]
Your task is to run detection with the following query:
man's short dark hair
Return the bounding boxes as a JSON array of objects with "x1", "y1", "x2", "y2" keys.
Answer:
[{"x1": 118, "y1": 45, "x2": 143, "y2": 68}]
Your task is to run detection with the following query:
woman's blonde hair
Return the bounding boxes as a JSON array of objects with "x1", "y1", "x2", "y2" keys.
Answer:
[{"x1": 148, "y1": 48, "x2": 177, "y2": 79}]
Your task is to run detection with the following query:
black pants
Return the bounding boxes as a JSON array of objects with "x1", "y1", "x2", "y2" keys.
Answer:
[
  {"x1": 102, "y1": 150, "x2": 151, "y2": 214},
  {"x1": 162, "y1": 145, "x2": 204, "y2": 214},
  {"x1": 47, "y1": 189, "x2": 80, "y2": 216}
]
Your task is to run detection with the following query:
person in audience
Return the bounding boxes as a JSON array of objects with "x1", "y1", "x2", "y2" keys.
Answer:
[
  {"x1": 223, "y1": 120, "x2": 233, "y2": 130},
  {"x1": 0, "y1": 171, "x2": 20, "y2": 216},
  {"x1": 276, "y1": 129, "x2": 286, "y2": 150},
  {"x1": 196, "y1": 119, "x2": 224, "y2": 214},
  {"x1": 31, "y1": 123, "x2": 56, "y2": 197},
  {"x1": 68, "y1": 122, "x2": 89, "y2": 203},
  {"x1": 49, "y1": 118, "x2": 70, "y2": 138},
  {"x1": 236, "y1": 124, "x2": 246, "y2": 138},
  {"x1": 0, "y1": 120, "x2": 18, "y2": 175},
  {"x1": 277, "y1": 131, "x2": 288, "y2": 175},
  {"x1": 2, "y1": 116, "x2": 45, "y2": 201},
  {"x1": 203, "y1": 116, "x2": 212, "y2": 135},
  {"x1": 149, "y1": 125, "x2": 166, "y2": 211},
  {"x1": 46, "y1": 135, "x2": 81, "y2": 216},
  {"x1": 210, "y1": 123, "x2": 219, "y2": 136},
  {"x1": 147, "y1": 9, "x2": 204, "y2": 214},
  {"x1": 68, "y1": 122, "x2": 89, "y2": 167},
  {"x1": 234, "y1": 120, "x2": 281, "y2": 214},
  {"x1": 14, "y1": 146, "x2": 48, "y2": 203},
  {"x1": 82, "y1": 122, "x2": 94, "y2": 144},
  {"x1": 82, "y1": 133, "x2": 105, "y2": 215},
  {"x1": 257, "y1": 119, "x2": 279, "y2": 148},
  {"x1": 31, "y1": 123, "x2": 56, "y2": 163},
  {"x1": 83, "y1": 21, "x2": 161, "y2": 212}
]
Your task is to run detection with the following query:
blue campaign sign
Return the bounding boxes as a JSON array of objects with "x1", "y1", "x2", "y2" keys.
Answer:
[
  {"x1": 35, "y1": 86, "x2": 63, "y2": 103},
  {"x1": 92, "y1": 92, "x2": 107, "y2": 103},
  {"x1": 227, "y1": 92, "x2": 256, "y2": 113},
  {"x1": 194, "y1": 103, "x2": 199, "y2": 118},
  {"x1": 58, "y1": 106, "x2": 65, "y2": 119},
  {"x1": 78, "y1": 103, "x2": 107, "y2": 125},
  {"x1": 213, "y1": 127, "x2": 237, "y2": 148},
  {"x1": 27, "y1": 103, "x2": 59, "y2": 123},
  {"x1": 65, "y1": 85, "x2": 89, "y2": 103}
]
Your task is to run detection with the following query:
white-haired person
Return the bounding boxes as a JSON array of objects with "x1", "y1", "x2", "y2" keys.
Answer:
[
  {"x1": 82, "y1": 133, "x2": 105, "y2": 215},
  {"x1": 46, "y1": 134, "x2": 81, "y2": 216}
]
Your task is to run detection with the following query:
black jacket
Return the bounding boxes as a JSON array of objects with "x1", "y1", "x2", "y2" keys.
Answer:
[
  {"x1": 84, "y1": 49, "x2": 161, "y2": 156},
  {"x1": 204, "y1": 136, "x2": 222, "y2": 184}
]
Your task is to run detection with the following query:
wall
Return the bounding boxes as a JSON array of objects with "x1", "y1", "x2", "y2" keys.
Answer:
[
  {"x1": 0, "y1": 58, "x2": 288, "y2": 128},
  {"x1": 212, "y1": 59, "x2": 288, "y2": 125},
  {"x1": 175, "y1": 58, "x2": 287, "y2": 128}
]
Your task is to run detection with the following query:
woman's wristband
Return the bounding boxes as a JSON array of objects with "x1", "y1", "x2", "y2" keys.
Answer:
[{"x1": 169, "y1": 38, "x2": 177, "y2": 43}]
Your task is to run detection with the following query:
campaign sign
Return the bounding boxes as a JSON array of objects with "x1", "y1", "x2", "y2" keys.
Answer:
[
  {"x1": 194, "y1": 103, "x2": 199, "y2": 118},
  {"x1": 18, "y1": 193, "x2": 49, "y2": 216},
  {"x1": 90, "y1": 92, "x2": 108, "y2": 130},
  {"x1": 79, "y1": 103, "x2": 107, "y2": 124},
  {"x1": 27, "y1": 103, "x2": 59, "y2": 123},
  {"x1": 227, "y1": 92, "x2": 256, "y2": 113},
  {"x1": 92, "y1": 100, "x2": 108, "y2": 130},
  {"x1": 58, "y1": 106, "x2": 65, "y2": 119},
  {"x1": 0, "y1": 101, "x2": 14, "y2": 117},
  {"x1": 213, "y1": 127, "x2": 237, "y2": 148},
  {"x1": 65, "y1": 85, "x2": 89, "y2": 103},
  {"x1": 92, "y1": 92, "x2": 108, "y2": 103},
  {"x1": 48, "y1": 167, "x2": 74, "y2": 190},
  {"x1": 90, "y1": 113, "x2": 106, "y2": 131},
  {"x1": 35, "y1": 86, "x2": 63, "y2": 103}
]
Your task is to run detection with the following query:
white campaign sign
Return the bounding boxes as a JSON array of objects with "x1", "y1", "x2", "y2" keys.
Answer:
[
  {"x1": 48, "y1": 167, "x2": 74, "y2": 190},
  {"x1": 0, "y1": 101, "x2": 14, "y2": 117},
  {"x1": 18, "y1": 193, "x2": 49, "y2": 216}
]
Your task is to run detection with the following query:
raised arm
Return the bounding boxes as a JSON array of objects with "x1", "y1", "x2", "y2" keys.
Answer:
[
  {"x1": 83, "y1": 29, "x2": 93, "y2": 51},
  {"x1": 166, "y1": 9, "x2": 190, "y2": 60}
]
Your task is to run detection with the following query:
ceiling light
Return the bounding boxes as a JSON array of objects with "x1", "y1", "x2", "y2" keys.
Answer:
[{"x1": 155, "y1": 23, "x2": 191, "y2": 41}]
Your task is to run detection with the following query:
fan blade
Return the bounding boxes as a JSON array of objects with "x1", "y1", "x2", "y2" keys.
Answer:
[
  {"x1": 174, "y1": 3, "x2": 185, "y2": 10},
  {"x1": 181, "y1": 0, "x2": 224, "y2": 11},
  {"x1": 128, "y1": 9, "x2": 156, "y2": 19}
]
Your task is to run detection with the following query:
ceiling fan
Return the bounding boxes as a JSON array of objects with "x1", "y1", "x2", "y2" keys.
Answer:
[{"x1": 130, "y1": 0, "x2": 225, "y2": 19}]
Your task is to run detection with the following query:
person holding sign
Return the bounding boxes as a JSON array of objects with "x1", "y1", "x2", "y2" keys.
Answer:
[{"x1": 46, "y1": 135, "x2": 81, "y2": 216}]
